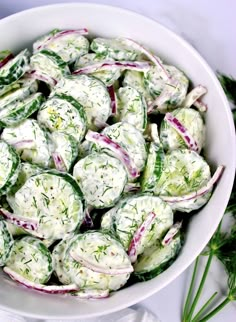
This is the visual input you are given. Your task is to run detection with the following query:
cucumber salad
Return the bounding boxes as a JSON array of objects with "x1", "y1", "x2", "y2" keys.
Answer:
[{"x1": 0, "y1": 29, "x2": 224, "y2": 299}]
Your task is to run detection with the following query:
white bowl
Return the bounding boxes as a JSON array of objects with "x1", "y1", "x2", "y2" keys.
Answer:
[{"x1": 0, "y1": 3, "x2": 235, "y2": 320}]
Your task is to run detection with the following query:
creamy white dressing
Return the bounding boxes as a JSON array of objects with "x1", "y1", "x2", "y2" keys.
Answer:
[
  {"x1": 101, "y1": 122, "x2": 147, "y2": 175},
  {"x1": 115, "y1": 195, "x2": 173, "y2": 255},
  {"x1": 1, "y1": 119, "x2": 51, "y2": 167},
  {"x1": 154, "y1": 149, "x2": 211, "y2": 196},
  {"x1": 11, "y1": 172, "x2": 84, "y2": 239},
  {"x1": 116, "y1": 86, "x2": 147, "y2": 131},
  {"x1": 35, "y1": 34, "x2": 89, "y2": 64},
  {"x1": 6, "y1": 236, "x2": 53, "y2": 283},
  {"x1": 53, "y1": 75, "x2": 111, "y2": 130},
  {"x1": 160, "y1": 107, "x2": 205, "y2": 153},
  {"x1": 73, "y1": 152, "x2": 127, "y2": 208}
]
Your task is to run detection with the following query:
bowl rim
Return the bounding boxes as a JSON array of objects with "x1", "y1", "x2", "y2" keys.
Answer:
[{"x1": 0, "y1": 2, "x2": 235, "y2": 319}]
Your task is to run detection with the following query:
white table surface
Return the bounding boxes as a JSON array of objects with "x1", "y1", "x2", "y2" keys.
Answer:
[{"x1": 0, "y1": 1, "x2": 235, "y2": 321}]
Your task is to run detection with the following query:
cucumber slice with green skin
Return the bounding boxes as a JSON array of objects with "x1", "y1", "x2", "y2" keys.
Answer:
[
  {"x1": 74, "y1": 53, "x2": 121, "y2": 87},
  {"x1": 91, "y1": 38, "x2": 138, "y2": 61},
  {"x1": 99, "y1": 122, "x2": 147, "y2": 176},
  {"x1": 52, "y1": 75, "x2": 111, "y2": 130},
  {"x1": 52, "y1": 235, "x2": 76, "y2": 285},
  {"x1": 116, "y1": 86, "x2": 147, "y2": 131},
  {"x1": 8, "y1": 162, "x2": 43, "y2": 195},
  {"x1": 0, "y1": 49, "x2": 30, "y2": 86},
  {"x1": 73, "y1": 152, "x2": 128, "y2": 209},
  {"x1": 34, "y1": 31, "x2": 89, "y2": 64},
  {"x1": 0, "y1": 77, "x2": 38, "y2": 110},
  {"x1": 30, "y1": 49, "x2": 70, "y2": 85},
  {"x1": 0, "y1": 141, "x2": 21, "y2": 196},
  {"x1": 0, "y1": 93, "x2": 45, "y2": 127},
  {"x1": 51, "y1": 131, "x2": 79, "y2": 172},
  {"x1": 5, "y1": 236, "x2": 53, "y2": 284},
  {"x1": 123, "y1": 70, "x2": 153, "y2": 104},
  {"x1": 1, "y1": 119, "x2": 51, "y2": 168},
  {"x1": 144, "y1": 65, "x2": 189, "y2": 111},
  {"x1": 10, "y1": 171, "x2": 84, "y2": 240},
  {"x1": 0, "y1": 50, "x2": 13, "y2": 68},
  {"x1": 37, "y1": 94, "x2": 87, "y2": 143},
  {"x1": 0, "y1": 82, "x2": 21, "y2": 98},
  {"x1": 154, "y1": 149, "x2": 211, "y2": 197},
  {"x1": 78, "y1": 140, "x2": 92, "y2": 159},
  {"x1": 114, "y1": 195, "x2": 173, "y2": 256},
  {"x1": 141, "y1": 142, "x2": 165, "y2": 192},
  {"x1": 133, "y1": 234, "x2": 182, "y2": 281},
  {"x1": 160, "y1": 108, "x2": 205, "y2": 153},
  {"x1": 0, "y1": 219, "x2": 13, "y2": 266},
  {"x1": 63, "y1": 231, "x2": 132, "y2": 291}
]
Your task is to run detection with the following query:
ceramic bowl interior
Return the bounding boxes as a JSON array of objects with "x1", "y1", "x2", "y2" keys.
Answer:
[{"x1": 0, "y1": 3, "x2": 235, "y2": 319}]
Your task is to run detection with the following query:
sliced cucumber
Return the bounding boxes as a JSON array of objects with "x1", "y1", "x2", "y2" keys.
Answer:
[
  {"x1": 52, "y1": 75, "x2": 111, "y2": 130},
  {"x1": 160, "y1": 108, "x2": 205, "y2": 153},
  {"x1": 52, "y1": 235, "x2": 77, "y2": 285},
  {"x1": 0, "y1": 219, "x2": 13, "y2": 266},
  {"x1": 116, "y1": 86, "x2": 147, "y2": 131},
  {"x1": 73, "y1": 152, "x2": 127, "y2": 208},
  {"x1": 74, "y1": 53, "x2": 121, "y2": 86},
  {"x1": 133, "y1": 234, "x2": 182, "y2": 281},
  {"x1": 8, "y1": 162, "x2": 43, "y2": 195},
  {"x1": 51, "y1": 131, "x2": 79, "y2": 172},
  {"x1": 0, "y1": 77, "x2": 38, "y2": 110},
  {"x1": 78, "y1": 140, "x2": 92, "y2": 159},
  {"x1": 10, "y1": 171, "x2": 84, "y2": 240},
  {"x1": 141, "y1": 142, "x2": 164, "y2": 192},
  {"x1": 99, "y1": 122, "x2": 147, "y2": 175},
  {"x1": 144, "y1": 65, "x2": 189, "y2": 111},
  {"x1": 34, "y1": 30, "x2": 89, "y2": 64},
  {"x1": 1, "y1": 119, "x2": 51, "y2": 168},
  {"x1": 114, "y1": 194, "x2": 173, "y2": 255},
  {"x1": 0, "y1": 49, "x2": 30, "y2": 86},
  {"x1": 37, "y1": 94, "x2": 87, "y2": 142},
  {"x1": 123, "y1": 70, "x2": 153, "y2": 104},
  {"x1": 6, "y1": 236, "x2": 53, "y2": 284},
  {"x1": 0, "y1": 93, "x2": 45, "y2": 127},
  {"x1": 154, "y1": 149, "x2": 211, "y2": 196},
  {"x1": 0, "y1": 141, "x2": 21, "y2": 196},
  {"x1": 63, "y1": 231, "x2": 132, "y2": 291},
  {"x1": 91, "y1": 38, "x2": 138, "y2": 61},
  {"x1": 30, "y1": 49, "x2": 70, "y2": 85},
  {"x1": 0, "y1": 82, "x2": 21, "y2": 98}
]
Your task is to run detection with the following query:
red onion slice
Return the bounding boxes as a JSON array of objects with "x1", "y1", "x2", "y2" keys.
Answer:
[
  {"x1": 52, "y1": 152, "x2": 67, "y2": 172},
  {"x1": 12, "y1": 140, "x2": 36, "y2": 150},
  {"x1": 26, "y1": 70, "x2": 57, "y2": 87},
  {"x1": 162, "y1": 221, "x2": 182, "y2": 246},
  {"x1": 36, "y1": 29, "x2": 88, "y2": 51},
  {"x1": 70, "y1": 251, "x2": 133, "y2": 275},
  {"x1": 182, "y1": 85, "x2": 207, "y2": 109},
  {"x1": 85, "y1": 130, "x2": 139, "y2": 178},
  {"x1": 82, "y1": 207, "x2": 94, "y2": 228},
  {"x1": 164, "y1": 112, "x2": 199, "y2": 152},
  {"x1": 161, "y1": 165, "x2": 224, "y2": 203},
  {"x1": 120, "y1": 38, "x2": 170, "y2": 80},
  {"x1": 0, "y1": 53, "x2": 14, "y2": 69},
  {"x1": 72, "y1": 289, "x2": 109, "y2": 299},
  {"x1": 73, "y1": 61, "x2": 151, "y2": 75},
  {"x1": 193, "y1": 99, "x2": 208, "y2": 112},
  {"x1": 3, "y1": 267, "x2": 78, "y2": 294},
  {"x1": 0, "y1": 208, "x2": 38, "y2": 231},
  {"x1": 128, "y1": 211, "x2": 156, "y2": 263},
  {"x1": 107, "y1": 85, "x2": 117, "y2": 115},
  {"x1": 124, "y1": 182, "x2": 141, "y2": 193}
]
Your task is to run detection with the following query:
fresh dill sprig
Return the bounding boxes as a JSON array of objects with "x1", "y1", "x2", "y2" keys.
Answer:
[
  {"x1": 182, "y1": 73, "x2": 236, "y2": 322},
  {"x1": 218, "y1": 73, "x2": 236, "y2": 106}
]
